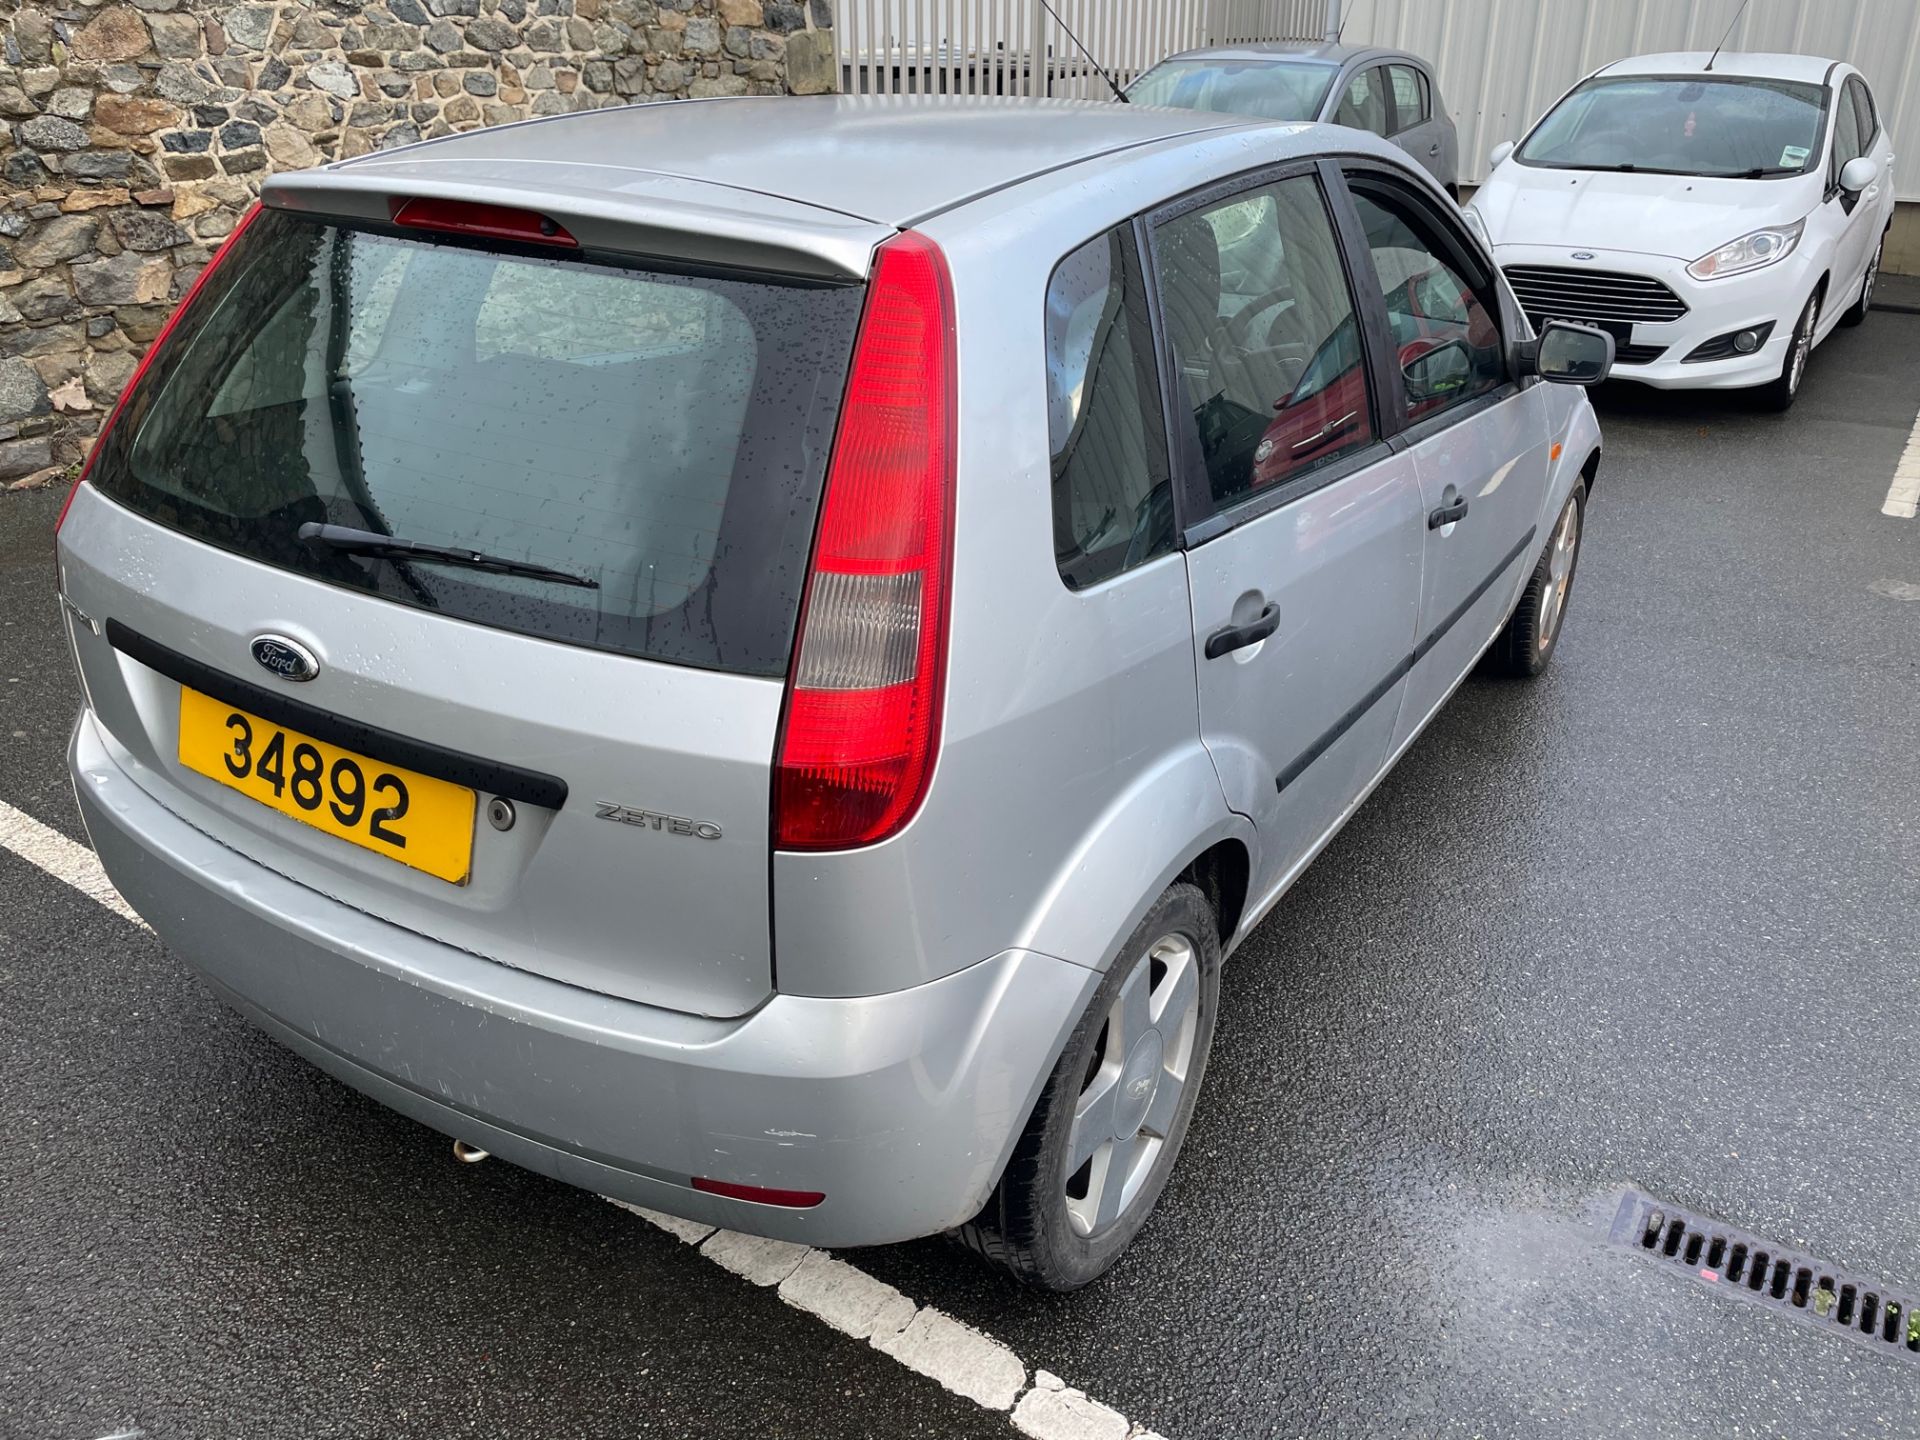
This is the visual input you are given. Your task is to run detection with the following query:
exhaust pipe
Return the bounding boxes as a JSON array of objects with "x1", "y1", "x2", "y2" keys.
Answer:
[{"x1": 452, "y1": 1139, "x2": 490, "y2": 1164}]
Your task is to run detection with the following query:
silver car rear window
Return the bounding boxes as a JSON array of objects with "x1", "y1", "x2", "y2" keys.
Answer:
[{"x1": 90, "y1": 207, "x2": 863, "y2": 676}]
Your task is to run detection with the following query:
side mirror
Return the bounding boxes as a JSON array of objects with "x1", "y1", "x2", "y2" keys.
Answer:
[
  {"x1": 1489, "y1": 139, "x2": 1516, "y2": 170},
  {"x1": 1521, "y1": 320, "x2": 1614, "y2": 387},
  {"x1": 1402, "y1": 339, "x2": 1474, "y2": 403},
  {"x1": 1840, "y1": 155, "x2": 1878, "y2": 193}
]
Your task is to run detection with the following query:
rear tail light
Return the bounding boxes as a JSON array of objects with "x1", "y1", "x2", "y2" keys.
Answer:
[
  {"x1": 691, "y1": 1176, "x2": 826, "y2": 1209},
  {"x1": 390, "y1": 196, "x2": 577, "y2": 248},
  {"x1": 57, "y1": 201, "x2": 264, "y2": 537},
  {"x1": 773, "y1": 231, "x2": 956, "y2": 851}
]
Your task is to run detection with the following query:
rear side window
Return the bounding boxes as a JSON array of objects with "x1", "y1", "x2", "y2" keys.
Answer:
[
  {"x1": 90, "y1": 208, "x2": 863, "y2": 676},
  {"x1": 1388, "y1": 65, "x2": 1429, "y2": 131},
  {"x1": 1045, "y1": 227, "x2": 1173, "y2": 589}
]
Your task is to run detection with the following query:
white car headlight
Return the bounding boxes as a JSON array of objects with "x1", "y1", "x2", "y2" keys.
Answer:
[
  {"x1": 1461, "y1": 204, "x2": 1493, "y2": 250},
  {"x1": 1686, "y1": 221, "x2": 1805, "y2": 281}
]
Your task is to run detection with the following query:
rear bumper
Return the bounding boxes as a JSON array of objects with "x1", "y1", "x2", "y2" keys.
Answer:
[{"x1": 71, "y1": 709, "x2": 1097, "y2": 1247}]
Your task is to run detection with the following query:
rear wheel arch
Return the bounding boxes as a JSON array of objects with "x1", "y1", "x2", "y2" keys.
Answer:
[{"x1": 1017, "y1": 746, "x2": 1253, "y2": 976}]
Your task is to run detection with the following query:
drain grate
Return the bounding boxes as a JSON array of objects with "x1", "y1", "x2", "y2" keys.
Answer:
[{"x1": 1608, "y1": 1189, "x2": 1920, "y2": 1362}]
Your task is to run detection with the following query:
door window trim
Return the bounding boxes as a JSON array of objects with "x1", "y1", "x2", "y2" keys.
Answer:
[
  {"x1": 1141, "y1": 158, "x2": 1397, "y2": 548},
  {"x1": 1332, "y1": 160, "x2": 1523, "y2": 448}
]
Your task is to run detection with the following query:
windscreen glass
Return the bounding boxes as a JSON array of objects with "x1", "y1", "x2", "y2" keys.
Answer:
[
  {"x1": 89, "y1": 207, "x2": 864, "y2": 676},
  {"x1": 1127, "y1": 59, "x2": 1337, "y2": 123},
  {"x1": 1517, "y1": 75, "x2": 1828, "y2": 177}
]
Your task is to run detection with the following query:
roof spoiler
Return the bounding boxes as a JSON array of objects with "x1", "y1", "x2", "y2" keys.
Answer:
[{"x1": 262, "y1": 165, "x2": 887, "y2": 282}]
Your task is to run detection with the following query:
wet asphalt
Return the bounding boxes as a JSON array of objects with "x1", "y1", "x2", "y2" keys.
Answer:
[{"x1": 5, "y1": 311, "x2": 1920, "y2": 1439}]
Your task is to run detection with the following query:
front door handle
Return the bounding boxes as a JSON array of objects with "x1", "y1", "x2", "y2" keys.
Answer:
[
  {"x1": 1205, "y1": 602, "x2": 1281, "y2": 659},
  {"x1": 1428, "y1": 488, "x2": 1469, "y2": 529}
]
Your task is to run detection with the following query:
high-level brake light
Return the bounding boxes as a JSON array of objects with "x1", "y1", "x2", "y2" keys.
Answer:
[{"x1": 390, "y1": 197, "x2": 577, "y2": 247}]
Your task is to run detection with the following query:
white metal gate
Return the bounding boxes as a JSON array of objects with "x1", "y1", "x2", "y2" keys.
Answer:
[{"x1": 832, "y1": 0, "x2": 1328, "y2": 99}]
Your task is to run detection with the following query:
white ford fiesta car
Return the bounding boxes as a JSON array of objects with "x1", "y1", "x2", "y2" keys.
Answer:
[{"x1": 1469, "y1": 51, "x2": 1895, "y2": 409}]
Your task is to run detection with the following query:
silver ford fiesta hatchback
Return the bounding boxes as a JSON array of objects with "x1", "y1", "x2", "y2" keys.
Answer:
[{"x1": 59, "y1": 96, "x2": 1611, "y2": 1289}]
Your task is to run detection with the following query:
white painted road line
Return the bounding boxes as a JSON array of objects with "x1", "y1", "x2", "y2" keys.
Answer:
[
  {"x1": 613, "y1": 1199, "x2": 1168, "y2": 1435},
  {"x1": 1, "y1": 798, "x2": 1171, "y2": 1440},
  {"x1": 0, "y1": 798, "x2": 145, "y2": 927},
  {"x1": 1883, "y1": 405, "x2": 1920, "y2": 518}
]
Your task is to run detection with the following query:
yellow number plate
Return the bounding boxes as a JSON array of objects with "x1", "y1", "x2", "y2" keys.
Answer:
[{"x1": 178, "y1": 686, "x2": 476, "y2": 884}]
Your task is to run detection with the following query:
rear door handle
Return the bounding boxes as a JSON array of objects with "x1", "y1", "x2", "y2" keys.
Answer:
[
  {"x1": 1428, "y1": 493, "x2": 1470, "y2": 529},
  {"x1": 1205, "y1": 602, "x2": 1281, "y2": 659},
  {"x1": 1428, "y1": 142, "x2": 1441, "y2": 156}
]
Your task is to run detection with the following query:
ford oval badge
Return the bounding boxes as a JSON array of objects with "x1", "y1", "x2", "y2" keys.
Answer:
[
  {"x1": 1571, "y1": 251, "x2": 1596, "y2": 261},
  {"x1": 250, "y1": 634, "x2": 319, "y2": 682}
]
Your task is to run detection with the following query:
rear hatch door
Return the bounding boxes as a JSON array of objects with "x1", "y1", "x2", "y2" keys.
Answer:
[{"x1": 60, "y1": 197, "x2": 870, "y2": 1017}]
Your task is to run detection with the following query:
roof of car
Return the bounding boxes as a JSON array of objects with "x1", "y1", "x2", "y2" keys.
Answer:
[
  {"x1": 322, "y1": 95, "x2": 1247, "y2": 229},
  {"x1": 1595, "y1": 51, "x2": 1840, "y2": 84},
  {"x1": 1150, "y1": 40, "x2": 1412, "y2": 68}
]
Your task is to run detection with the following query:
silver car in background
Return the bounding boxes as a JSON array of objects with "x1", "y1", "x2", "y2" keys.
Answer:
[
  {"x1": 59, "y1": 97, "x2": 1606, "y2": 1290},
  {"x1": 1128, "y1": 40, "x2": 1463, "y2": 196}
]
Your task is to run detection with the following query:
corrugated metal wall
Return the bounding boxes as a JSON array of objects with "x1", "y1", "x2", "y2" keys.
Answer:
[
  {"x1": 832, "y1": 0, "x2": 1323, "y2": 98},
  {"x1": 1336, "y1": 0, "x2": 1920, "y2": 199}
]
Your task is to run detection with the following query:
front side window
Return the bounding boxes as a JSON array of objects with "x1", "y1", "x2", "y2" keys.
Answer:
[
  {"x1": 1348, "y1": 180, "x2": 1506, "y2": 425},
  {"x1": 1335, "y1": 67, "x2": 1390, "y2": 135},
  {"x1": 1152, "y1": 174, "x2": 1374, "y2": 513},
  {"x1": 1847, "y1": 76, "x2": 1877, "y2": 149},
  {"x1": 1829, "y1": 82, "x2": 1864, "y2": 184},
  {"x1": 1388, "y1": 65, "x2": 1429, "y2": 131},
  {"x1": 1125, "y1": 59, "x2": 1338, "y2": 124},
  {"x1": 89, "y1": 207, "x2": 863, "y2": 675},
  {"x1": 1045, "y1": 228, "x2": 1173, "y2": 590},
  {"x1": 1518, "y1": 75, "x2": 1828, "y2": 178}
]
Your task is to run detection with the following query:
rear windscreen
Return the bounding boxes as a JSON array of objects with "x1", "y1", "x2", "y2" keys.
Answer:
[{"x1": 90, "y1": 207, "x2": 864, "y2": 676}]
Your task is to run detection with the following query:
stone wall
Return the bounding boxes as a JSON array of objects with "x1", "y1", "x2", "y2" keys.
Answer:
[{"x1": 0, "y1": 0, "x2": 836, "y2": 487}]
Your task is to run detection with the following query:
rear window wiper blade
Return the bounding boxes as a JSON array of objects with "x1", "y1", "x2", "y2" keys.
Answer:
[{"x1": 298, "y1": 522, "x2": 600, "y2": 589}]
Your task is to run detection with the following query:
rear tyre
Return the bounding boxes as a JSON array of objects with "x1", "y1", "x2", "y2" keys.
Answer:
[
  {"x1": 1840, "y1": 239, "x2": 1883, "y2": 327},
  {"x1": 953, "y1": 883, "x2": 1220, "y2": 1291},
  {"x1": 1756, "y1": 287, "x2": 1819, "y2": 412},
  {"x1": 1483, "y1": 484, "x2": 1584, "y2": 679}
]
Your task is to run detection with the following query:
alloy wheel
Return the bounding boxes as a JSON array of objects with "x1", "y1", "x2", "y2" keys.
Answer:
[
  {"x1": 1063, "y1": 933, "x2": 1200, "y2": 1237},
  {"x1": 1864, "y1": 245, "x2": 1882, "y2": 310},
  {"x1": 1537, "y1": 495, "x2": 1579, "y2": 648}
]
